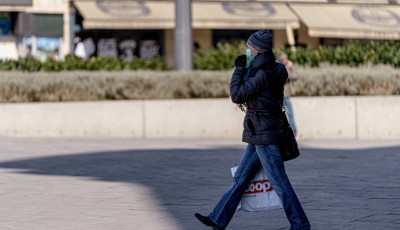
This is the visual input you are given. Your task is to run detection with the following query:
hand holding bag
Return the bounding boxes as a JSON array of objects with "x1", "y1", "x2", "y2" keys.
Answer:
[{"x1": 280, "y1": 107, "x2": 300, "y2": 162}]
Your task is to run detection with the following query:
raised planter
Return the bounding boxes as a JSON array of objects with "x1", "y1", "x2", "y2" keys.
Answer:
[{"x1": 0, "y1": 96, "x2": 399, "y2": 140}]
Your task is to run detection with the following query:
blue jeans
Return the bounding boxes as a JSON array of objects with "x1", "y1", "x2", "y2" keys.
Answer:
[
  {"x1": 284, "y1": 98, "x2": 297, "y2": 136},
  {"x1": 208, "y1": 144, "x2": 311, "y2": 230}
]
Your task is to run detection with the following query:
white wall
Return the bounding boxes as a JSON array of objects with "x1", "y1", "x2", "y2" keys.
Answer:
[
  {"x1": 0, "y1": 101, "x2": 144, "y2": 137},
  {"x1": 0, "y1": 96, "x2": 399, "y2": 139},
  {"x1": 0, "y1": 36, "x2": 18, "y2": 60},
  {"x1": 292, "y1": 97, "x2": 357, "y2": 139}
]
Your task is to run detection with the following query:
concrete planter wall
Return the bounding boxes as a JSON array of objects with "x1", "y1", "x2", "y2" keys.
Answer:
[
  {"x1": 292, "y1": 96, "x2": 400, "y2": 139},
  {"x1": 0, "y1": 96, "x2": 398, "y2": 139}
]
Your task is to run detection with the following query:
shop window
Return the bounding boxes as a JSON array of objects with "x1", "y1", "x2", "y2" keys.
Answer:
[
  {"x1": 213, "y1": 29, "x2": 259, "y2": 46},
  {"x1": 14, "y1": 12, "x2": 33, "y2": 36},
  {"x1": 75, "y1": 30, "x2": 164, "y2": 60},
  {"x1": 320, "y1": 38, "x2": 400, "y2": 47},
  {"x1": 0, "y1": 0, "x2": 32, "y2": 5},
  {"x1": 320, "y1": 38, "x2": 345, "y2": 47},
  {"x1": 0, "y1": 12, "x2": 13, "y2": 35},
  {"x1": 34, "y1": 14, "x2": 63, "y2": 37}
]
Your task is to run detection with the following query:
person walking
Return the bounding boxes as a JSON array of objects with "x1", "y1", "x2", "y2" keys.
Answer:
[
  {"x1": 194, "y1": 29, "x2": 311, "y2": 230},
  {"x1": 278, "y1": 52, "x2": 299, "y2": 137}
]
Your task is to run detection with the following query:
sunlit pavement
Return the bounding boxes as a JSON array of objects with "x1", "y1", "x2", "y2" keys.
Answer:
[{"x1": 0, "y1": 138, "x2": 399, "y2": 230}]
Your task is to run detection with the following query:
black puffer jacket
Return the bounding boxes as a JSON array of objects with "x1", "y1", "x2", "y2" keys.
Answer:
[{"x1": 230, "y1": 51, "x2": 288, "y2": 145}]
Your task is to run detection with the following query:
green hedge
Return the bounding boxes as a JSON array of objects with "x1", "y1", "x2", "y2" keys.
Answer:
[
  {"x1": 0, "y1": 55, "x2": 171, "y2": 72},
  {"x1": 1, "y1": 41, "x2": 399, "y2": 71},
  {"x1": 286, "y1": 41, "x2": 400, "y2": 68},
  {"x1": 0, "y1": 65, "x2": 399, "y2": 103},
  {"x1": 193, "y1": 42, "x2": 247, "y2": 70},
  {"x1": 194, "y1": 41, "x2": 400, "y2": 70}
]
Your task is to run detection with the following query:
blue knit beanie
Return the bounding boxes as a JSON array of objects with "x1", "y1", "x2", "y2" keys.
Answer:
[{"x1": 246, "y1": 29, "x2": 273, "y2": 53}]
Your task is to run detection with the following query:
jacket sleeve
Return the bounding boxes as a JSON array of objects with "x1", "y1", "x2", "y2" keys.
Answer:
[{"x1": 230, "y1": 68, "x2": 269, "y2": 104}]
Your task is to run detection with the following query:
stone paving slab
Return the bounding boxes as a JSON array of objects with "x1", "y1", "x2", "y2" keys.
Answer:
[{"x1": 0, "y1": 138, "x2": 399, "y2": 230}]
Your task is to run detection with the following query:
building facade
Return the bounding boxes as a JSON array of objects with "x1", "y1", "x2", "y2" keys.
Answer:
[
  {"x1": 0, "y1": 0, "x2": 69, "y2": 60},
  {"x1": 1, "y1": 0, "x2": 400, "y2": 66}
]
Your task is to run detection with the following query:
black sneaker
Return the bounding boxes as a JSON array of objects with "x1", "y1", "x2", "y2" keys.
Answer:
[{"x1": 194, "y1": 213, "x2": 224, "y2": 230}]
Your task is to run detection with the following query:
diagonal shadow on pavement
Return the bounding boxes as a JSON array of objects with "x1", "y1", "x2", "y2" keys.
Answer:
[{"x1": 0, "y1": 146, "x2": 399, "y2": 230}]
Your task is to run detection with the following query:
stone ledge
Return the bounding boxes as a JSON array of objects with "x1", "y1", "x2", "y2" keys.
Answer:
[{"x1": 0, "y1": 96, "x2": 398, "y2": 139}]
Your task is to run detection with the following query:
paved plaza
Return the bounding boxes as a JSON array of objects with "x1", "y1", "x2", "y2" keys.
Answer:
[{"x1": 0, "y1": 138, "x2": 399, "y2": 230}]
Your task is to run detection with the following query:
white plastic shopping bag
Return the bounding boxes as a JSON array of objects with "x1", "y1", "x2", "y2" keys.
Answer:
[{"x1": 231, "y1": 166, "x2": 283, "y2": 212}]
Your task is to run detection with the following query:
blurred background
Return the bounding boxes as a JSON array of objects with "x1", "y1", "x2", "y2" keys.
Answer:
[{"x1": 1, "y1": 0, "x2": 400, "y2": 66}]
